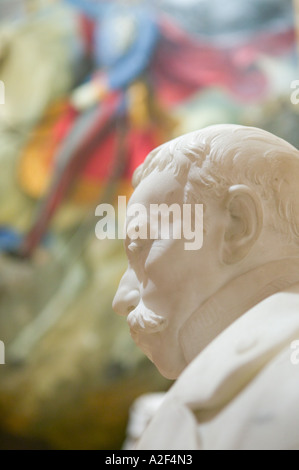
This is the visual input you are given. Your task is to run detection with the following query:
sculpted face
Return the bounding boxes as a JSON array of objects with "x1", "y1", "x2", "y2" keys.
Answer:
[
  {"x1": 113, "y1": 124, "x2": 299, "y2": 383},
  {"x1": 113, "y1": 168, "x2": 227, "y2": 379}
]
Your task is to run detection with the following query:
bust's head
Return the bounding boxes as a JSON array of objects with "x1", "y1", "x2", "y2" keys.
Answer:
[{"x1": 113, "y1": 124, "x2": 299, "y2": 379}]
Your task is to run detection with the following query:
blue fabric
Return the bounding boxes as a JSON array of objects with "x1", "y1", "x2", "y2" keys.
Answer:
[
  {"x1": 0, "y1": 228, "x2": 51, "y2": 252},
  {"x1": 65, "y1": 1, "x2": 159, "y2": 91},
  {"x1": 97, "y1": 6, "x2": 159, "y2": 90},
  {"x1": 65, "y1": 0, "x2": 108, "y2": 19},
  {"x1": 0, "y1": 228, "x2": 22, "y2": 252}
]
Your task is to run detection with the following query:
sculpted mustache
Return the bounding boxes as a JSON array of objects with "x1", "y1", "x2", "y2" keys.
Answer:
[{"x1": 127, "y1": 302, "x2": 168, "y2": 334}]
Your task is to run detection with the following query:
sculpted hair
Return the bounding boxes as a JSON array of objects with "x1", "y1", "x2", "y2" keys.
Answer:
[{"x1": 132, "y1": 124, "x2": 299, "y2": 244}]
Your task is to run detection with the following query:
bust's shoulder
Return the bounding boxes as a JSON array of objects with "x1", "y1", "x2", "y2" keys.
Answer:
[
  {"x1": 173, "y1": 285, "x2": 299, "y2": 404},
  {"x1": 169, "y1": 287, "x2": 299, "y2": 449},
  {"x1": 137, "y1": 342, "x2": 299, "y2": 450},
  {"x1": 192, "y1": 343, "x2": 299, "y2": 450},
  {"x1": 137, "y1": 286, "x2": 299, "y2": 450}
]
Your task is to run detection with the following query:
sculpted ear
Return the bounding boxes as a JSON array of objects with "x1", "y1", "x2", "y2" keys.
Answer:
[{"x1": 222, "y1": 185, "x2": 263, "y2": 264}]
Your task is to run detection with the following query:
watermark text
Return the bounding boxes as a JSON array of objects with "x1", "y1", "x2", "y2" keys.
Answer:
[
  {"x1": 95, "y1": 196, "x2": 204, "y2": 251},
  {"x1": 290, "y1": 340, "x2": 299, "y2": 365},
  {"x1": 290, "y1": 80, "x2": 299, "y2": 105},
  {"x1": 0, "y1": 81, "x2": 5, "y2": 105},
  {"x1": 0, "y1": 341, "x2": 5, "y2": 364}
]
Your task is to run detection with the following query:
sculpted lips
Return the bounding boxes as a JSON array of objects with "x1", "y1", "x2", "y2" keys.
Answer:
[{"x1": 127, "y1": 300, "x2": 168, "y2": 335}]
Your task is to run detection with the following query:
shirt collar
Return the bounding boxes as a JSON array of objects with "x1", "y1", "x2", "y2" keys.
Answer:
[
  {"x1": 174, "y1": 261, "x2": 299, "y2": 410},
  {"x1": 180, "y1": 257, "x2": 299, "y2": 367}
]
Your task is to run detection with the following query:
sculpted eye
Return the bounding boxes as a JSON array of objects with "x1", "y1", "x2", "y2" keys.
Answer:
[
  {"x1": 128, "y1": 241, "x2": 140, "y2": 253},
  {"x1": 127, "y1": 238, "x2": 150, "y2": 255}
]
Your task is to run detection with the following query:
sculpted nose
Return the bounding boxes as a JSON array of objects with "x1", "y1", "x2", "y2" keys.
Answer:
[{"x1": 112, "y1": 269, "x2": 140, "y2": 317}]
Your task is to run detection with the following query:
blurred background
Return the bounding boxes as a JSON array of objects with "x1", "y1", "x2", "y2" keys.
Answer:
[{"x1": 0, "y1": 0, "x2": 298, "y2": 450}]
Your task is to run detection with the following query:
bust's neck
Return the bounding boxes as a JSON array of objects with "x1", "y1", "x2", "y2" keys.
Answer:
[{"x1": 180, "y1": 257, "x2": 299, "y2": 365}]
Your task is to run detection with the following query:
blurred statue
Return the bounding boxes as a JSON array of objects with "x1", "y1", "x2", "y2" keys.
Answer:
[
  {"x1": 17, "y1": 0, "x2": 297, "y2": 257},
  {"x1": 113, "y1": 125, "x2": 299, "y2": 449}
]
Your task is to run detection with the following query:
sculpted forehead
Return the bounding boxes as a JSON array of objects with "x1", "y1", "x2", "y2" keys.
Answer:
[{"x1": 128, "y1": 169, "x2": 185, "y2": 208}]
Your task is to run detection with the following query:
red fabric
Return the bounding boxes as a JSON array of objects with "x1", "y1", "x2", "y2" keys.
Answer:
[
  {"x1": 45, "y1": 95, "x2": 120, "y2": 180},
  {"x1": 153, "y1": 18, "x2": 295, "y2": 106},
  {"x1": 81, "y1": 126, "x2": 161, "y2": 181},
  {"x1": 125, "y1": 127, "x2": 161, "y2": 179},
  {"x1": 82, "y1": 131, "x2": 117, "y2": 180},
  {"x1": 253, "y1": 29, "x2": 296, "y2": 56},
  {"x1": 52, "y1": 105, "x2": 79, "y2": 147},
  {"x1": 20, "y1": 93, "x2": 122, "y2": 257},
  {"x1": 78, "y1": 13, "x2": 95, "y2": 56}
]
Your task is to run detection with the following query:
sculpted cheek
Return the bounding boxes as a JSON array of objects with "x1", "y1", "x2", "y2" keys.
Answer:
[
  {"x1": 144, "y1": 245, "x2": 166, "y2": 274},
  {"x1": 145, "y1": 239, "x2": 181, "y2": 272}
]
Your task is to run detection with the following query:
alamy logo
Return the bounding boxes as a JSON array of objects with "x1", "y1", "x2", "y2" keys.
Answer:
[
  {"x1": 95, "y1": 196, "x2": 204, "y2": 250},
  {"x1": 290, "y1": 80, "x2": 299, "y2": 105},
  {"x1": 290, "y1": 340, "x2": 299, "y2": 365},
  {"x1": 0, "y1": 341, "x2": 5, "y2": 364},
  {"x1": 0, "y1": 81, "x2": 5, "y2": 105}
]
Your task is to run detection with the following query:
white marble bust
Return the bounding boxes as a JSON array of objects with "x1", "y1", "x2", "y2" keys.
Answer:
[{"x1": 113, "y1": 124, "x2": 299, "y2": 450}]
